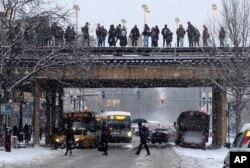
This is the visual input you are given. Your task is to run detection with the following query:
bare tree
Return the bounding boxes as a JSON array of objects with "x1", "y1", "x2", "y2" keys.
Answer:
[
  {"x1": 0, "y1": 0, "x2": 92, "y2": 103},
  {"x1": 207, "y1": 0, "x2": 250, "y2": 134}
]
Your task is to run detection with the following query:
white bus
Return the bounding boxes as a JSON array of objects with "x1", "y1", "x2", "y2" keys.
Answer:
[{"x1": 98, "y1": 111, "x2": 132, "y2": 143}]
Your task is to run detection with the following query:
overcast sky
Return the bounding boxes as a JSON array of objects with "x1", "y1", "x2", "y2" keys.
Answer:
[{"x1": 58, "y1": 0, "x2": 221, "y2": 46}]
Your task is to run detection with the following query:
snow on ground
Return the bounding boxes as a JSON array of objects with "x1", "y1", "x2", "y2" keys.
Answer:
[
  {"x1": 0, "y1": 146, "x2": 62, "y2": 167},
  {"x1": 174, "y1": 146, "x2": 229, "y2": 168},
  {"x1": 173, "y1": 137, "x2": 230, "y2": 168},
  {"x1": 0, "y1": 137, "x2": 230, "y2": 168}
]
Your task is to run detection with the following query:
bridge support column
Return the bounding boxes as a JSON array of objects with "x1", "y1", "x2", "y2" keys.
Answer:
[
  {"x1": 58, "y1": 87, "x2": 64, "y2": 129},
  {"x1": 45, "y1": 91, "x2": 52, "y2": 145},
  {"x1": 34, "y1": 80, "x2": 41, "y2": 145},
  {"x1": 211, "y1": 86, "x2": 227, "y2": 148}
]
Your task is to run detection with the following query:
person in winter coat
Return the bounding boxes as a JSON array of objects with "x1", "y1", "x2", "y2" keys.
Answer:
[
  {"x1": 129, "y1": 25, "x2": 140, "y2": 46},
  {"x1": 23, "y1": 124, "x2": 30, "y2": 144},
  {"x1": 100, "y1": 122, "x2": 110, "y2": 156},
  {"x1": 202, "y1": 25, "x2": 210, "y2": 47},
  {"x1": 166, "y1": 29, "x2": 173, "y2": 48},
  {"x1": 155, "y1": 25, "x2": 160, "y2": 46},
  {"x1": 135, "y1": 122, "x2": 150, "y2": 155},
  {"x1": 219, "y1": 27, "x2": 226, "y2": 47},
  {"x1": 186, "y1": 21, "x2": 195, "y2": 47},
  {"x1": 161, "y1": 24, "x2": 170, "y2": 47},
  {"x1": 100, "y1": 26, "x2": 107, "y2": 47},
  {"x1": 96, "y1": 23, "x2": 102, "y2": 47},
  {"x1": 142, "y1": 24, "x2": 150, "y2": 47},
  {"x1": 108, "y1": 24, "x2": 116, "y2": 46},
  {"x1": 151, "y1": 27, "x2": 158, "y2": 47},
  {"x1": 120, "y1": 26, "x2": 127, "y2": 47},
  {"x1": 193, "y1": 28, "x2": 200, "y2": 47},
  {"x1": 81, "y1": 22, "x2": 90, "y2": 47},
  {"x1": 64, "y1": 26, "x2": 76, "y2": 45},
  {"x1": 176, "y1": 24, "x2": 185, "y2": 47},
  {"x1": 65, "y1": 125, "x2": 75, "y2": 156},
  {"x1": 115, "y1": 24, "x2": 122, "y2": 46}
]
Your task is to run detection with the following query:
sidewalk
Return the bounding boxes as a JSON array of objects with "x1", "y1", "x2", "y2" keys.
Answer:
[{"x1": 0, "y1": 144, "x2": 62, "y2": 167}]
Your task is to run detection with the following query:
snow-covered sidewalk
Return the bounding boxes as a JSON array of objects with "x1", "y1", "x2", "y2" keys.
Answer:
[{"x1": 0, "y1": 146, "x2": 62, "y2": 167}]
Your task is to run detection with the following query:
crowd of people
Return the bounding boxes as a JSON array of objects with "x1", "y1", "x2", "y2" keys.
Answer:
[
  {"x1": 94, "y1": 21, "x2": 226, "y2": 48},
  {"x1": 5, "y1": 20, "x2": 226, "y2": 48}
]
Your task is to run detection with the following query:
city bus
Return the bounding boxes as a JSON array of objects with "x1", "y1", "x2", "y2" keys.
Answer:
[
  {"x1": 52, "y1": 111, "x2": 97, "y2": 149},
  {"x1": 97, "y1": 111, "x2": 132, "y2": 143}
]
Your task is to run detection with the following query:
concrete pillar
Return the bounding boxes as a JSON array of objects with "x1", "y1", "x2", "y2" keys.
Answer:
[
  {"x1": 34, "y1": 80, "x2": 41, "y2": 145},
  {"x1": 58, "y1": 87, "x2": 64, "y2": 129},
  {"x1": 45, "y1": 91, "x2": 52, "y2": 145},
  {"x1": 212, "y1": 86, "x2": 227, "y2": 147}
]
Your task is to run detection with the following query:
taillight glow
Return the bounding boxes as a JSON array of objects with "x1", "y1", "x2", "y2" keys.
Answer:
[{"x1": 243, "y1": 130, "x2": 250, "y2": 144}]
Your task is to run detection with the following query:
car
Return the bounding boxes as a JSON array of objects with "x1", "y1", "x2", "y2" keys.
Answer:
[
  {"x1": 223, "y1": 123, "x2": 250, "y2": 168},
  {"x1": 151, "y1": 128, "x2": 168, "y2": 144}
]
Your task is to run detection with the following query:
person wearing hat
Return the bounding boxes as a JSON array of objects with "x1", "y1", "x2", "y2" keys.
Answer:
[{"x1": 135, "y1": 122, "x2": 150, "y2": 155}]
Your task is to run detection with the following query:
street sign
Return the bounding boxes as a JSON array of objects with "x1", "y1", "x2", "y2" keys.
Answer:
[{"x1": 0, "y1": 103, "x2": 12, "y2": 114}]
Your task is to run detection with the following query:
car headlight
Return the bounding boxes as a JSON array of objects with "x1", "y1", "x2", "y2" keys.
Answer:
[
  {"x1": 56, "y1": 138, "x2": 60, "y2": 142},
  {"x1": 127, "y1": 131, "x2": 132, "y2": 137},
  {"x1": 75, "y1": 138, "x2": 79, "y2": 142}
]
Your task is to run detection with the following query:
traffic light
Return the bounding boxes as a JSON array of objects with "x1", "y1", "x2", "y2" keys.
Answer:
[
  {"x1": 102, "y1": 91, "x2": 105, "y2": 99},
  {"x1": 137, "y1": 91, "x2": 140, "y2": 99}
]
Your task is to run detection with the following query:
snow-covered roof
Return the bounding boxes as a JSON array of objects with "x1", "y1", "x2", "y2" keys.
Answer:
[{"x1": 240, "y1": 123, "x2": 250, "y2": 133}]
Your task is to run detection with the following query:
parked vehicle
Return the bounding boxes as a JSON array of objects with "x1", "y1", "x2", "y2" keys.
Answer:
[
  {"x1": 175, "y1": 111, "x2": 210, "y2": 150},
  {"x1": 223, "y1": 123, "x2": 250, "y2": 168},
  {"x1": 151, "y1": 128, "x2": 168, "y2": 144}
]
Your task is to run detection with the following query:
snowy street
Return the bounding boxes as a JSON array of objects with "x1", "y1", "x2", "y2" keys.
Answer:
[{"x1": 1, "y1": 136, "x2": 229, "y2": 168}]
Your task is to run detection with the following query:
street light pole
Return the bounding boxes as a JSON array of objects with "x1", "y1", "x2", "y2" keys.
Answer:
[
  {"x1": 73, "y1": 4, "x2": 80, "y2": 34},
  {"x1": 212, "y1": 4, "x2": 217, "y2": 34},
  {"x1": 142, "y1": 4, "x2": 149, "y2": 25}
]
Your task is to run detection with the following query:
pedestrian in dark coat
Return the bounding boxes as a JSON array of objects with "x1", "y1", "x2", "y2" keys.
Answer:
[
  {"x1": 151, "y1": 27, "x2": 158, "y2": 47},
  {"x1": 202, "y1": 25, "x2": 210, "y2": 47},
  {"x1": 65, "y1": 125, "x2": 75, "y2": 155},
  {"x1": 120, "y1": 26, "x2": 127, "y2": 47},
  {"x1": 193, "y1": 28, "x2": 200, "y2": 47},
  {"x1": 176, "y1": 24, "x2": 185, "y2": 47},
  {"x1": 115, "y1": 24, "x2": 122, "y2": 46},
  {"x1": 219, "y1": 27, "x2": 226, "y2": 47},
  {"x1": 100, "y1": 122, "x2": 110, "y2": 156},
  {"x1": 23, "y1": 124, "x2": 30, "y2": 144},
  {"x1": 81, "y1": 22, "x2": 90, "y2": 46},
  {"x1": 135, "y1": 122, "x2": 150, "y2": 155},
  {"x1": 96, "y1": 23, "x2": 102, "y2": 47},
  {"x1": 129, "y1": 25, "x2": 140, "y2": 46},
  {"x1": 100, "y1": 26, "x2": 107, "y2": 47},
  {"x1": 108, "y1": 24, "x2": 116, "y2": 46},
  {"x1": 186, "y1": 21, "x2": 195, "y2": 47},
  {"x1": 161, "y1": 24, "x2": 170, "y2": 47}
]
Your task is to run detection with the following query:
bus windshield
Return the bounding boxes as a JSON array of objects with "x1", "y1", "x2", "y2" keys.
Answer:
[
  {"x1": 107, "y1": 115, "x2": 131, "y2": 129},
  {"x1": 65, "y1": 111, "x2": 96, "y2": 132}
]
